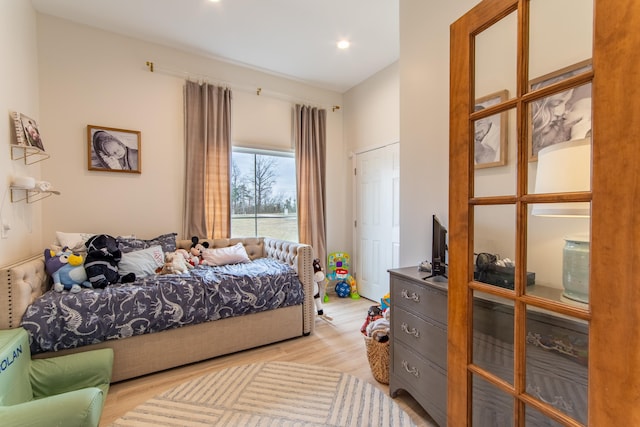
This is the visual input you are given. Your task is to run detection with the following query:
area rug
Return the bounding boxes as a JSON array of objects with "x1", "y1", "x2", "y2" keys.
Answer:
[{"x1": 109, "y1": 361, "x2": 417, "y2": 426}]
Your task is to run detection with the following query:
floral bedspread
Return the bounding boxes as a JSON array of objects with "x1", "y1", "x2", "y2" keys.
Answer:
[{"x1": 21, "y1": 258, "x2": 304, "y2": 354}]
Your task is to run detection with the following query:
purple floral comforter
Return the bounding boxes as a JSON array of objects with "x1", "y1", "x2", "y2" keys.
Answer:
[{"x1": 21, "y1": 258, "x2": 304, "y2": 354}]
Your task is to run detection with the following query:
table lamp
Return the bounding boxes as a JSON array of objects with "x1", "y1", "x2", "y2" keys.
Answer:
[{"x1": 532, "y1": 138, "x2": 591, "y2": 304}]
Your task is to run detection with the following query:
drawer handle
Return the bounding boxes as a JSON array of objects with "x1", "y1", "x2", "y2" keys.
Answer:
[
  {"x1": 401, "y1": 360, "x2": 420, "y2": 378},
  {"x1": 526, "y1": 384, "x2": 574, "y2": 412},
  {"x1": 401, "y1": 322, "x2": 420, "y2": 338},
  {"x1": 401, "y1": 289, "x2": 420, "y2": 302}
]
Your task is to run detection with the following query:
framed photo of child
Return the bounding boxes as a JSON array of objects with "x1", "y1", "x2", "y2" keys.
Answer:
[
  {"x1": 87, "y1": 125, "x2": 141, "y2": 173},
  {"x1": 11, "y1": 112, "x2": 45, "y2": 151}
]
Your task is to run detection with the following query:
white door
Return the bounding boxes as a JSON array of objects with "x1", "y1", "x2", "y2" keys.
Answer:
[{"x1": 354, "y1": 142, "x2": 400, "y2": 301}]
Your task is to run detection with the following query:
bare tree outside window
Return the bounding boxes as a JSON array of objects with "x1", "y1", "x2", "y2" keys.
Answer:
[{"x1": 231, "y1": 149, "x2": 298, "y2": 241}]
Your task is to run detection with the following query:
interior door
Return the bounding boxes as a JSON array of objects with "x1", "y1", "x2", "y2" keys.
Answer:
[{"x1": 355, "y1": 142, "x2": 399, "y2": 301}]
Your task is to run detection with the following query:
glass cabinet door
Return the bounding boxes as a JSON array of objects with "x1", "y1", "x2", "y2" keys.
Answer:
[{"x1": 449, "y1": 0, "x2": 594, "y2": 425}]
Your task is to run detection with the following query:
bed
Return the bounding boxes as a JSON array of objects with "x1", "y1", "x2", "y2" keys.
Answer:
[{"x1": 0, "y1": 236, "x2": 314, "y2": 382}]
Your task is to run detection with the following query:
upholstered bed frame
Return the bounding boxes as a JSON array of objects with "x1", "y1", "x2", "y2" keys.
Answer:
[{"x1": 0, "y1": 237, "x2": 314, "y2": 383}]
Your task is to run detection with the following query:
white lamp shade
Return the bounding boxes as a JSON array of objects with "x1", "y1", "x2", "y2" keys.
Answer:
[{"x1": 532, "y1": 138, "x2": 591, "y2": 217}]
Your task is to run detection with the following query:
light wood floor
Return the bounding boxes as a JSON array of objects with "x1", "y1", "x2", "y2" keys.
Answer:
[{"x1": 101, "y1": 296, "x2": 438, "y2": 426}]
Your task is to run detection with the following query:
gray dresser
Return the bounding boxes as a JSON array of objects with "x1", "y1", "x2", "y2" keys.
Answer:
[
  {"x1": 388, "y1": 267, "x2": 448, "y2": 427},
  {"x1": 388, "y1": 267, "x2": 588, "y2": 426}
]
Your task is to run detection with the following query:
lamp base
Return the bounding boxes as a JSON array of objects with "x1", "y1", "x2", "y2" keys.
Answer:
[
  {"x1": 560, "y1": 293, "x2": 589, "y2": 308},
  {"x1": 562, "y1": 236, "x2": 589, "y2": 304}
]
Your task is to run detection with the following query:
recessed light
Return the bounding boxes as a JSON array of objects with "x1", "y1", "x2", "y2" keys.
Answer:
[{"x1": 337, "y1": 40, "x2": 350, "y2": 49}]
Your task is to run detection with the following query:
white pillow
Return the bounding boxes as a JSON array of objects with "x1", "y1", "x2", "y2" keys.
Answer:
[
  {"x1": 201, "y1": 243, "x2": 251, "y2": 266},
  {"x1": 118, "y1": 245, "x2": 165, "y2": 278},
  {"x1": 55, "y1": 231, "x2": 96, "y2": 253}
]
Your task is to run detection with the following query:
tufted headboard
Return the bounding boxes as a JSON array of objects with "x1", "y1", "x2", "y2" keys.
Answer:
[
  {"x1": 176, "y1": 237, "x2": 266, "y2": 260},
  {"x1": 0, "y1": 254, "x2": 48, "y2": 330}
]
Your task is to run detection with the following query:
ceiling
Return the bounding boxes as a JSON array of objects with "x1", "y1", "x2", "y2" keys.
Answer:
[{"x1": 30, "y1": 0, "x2": 399, "y2": 93}]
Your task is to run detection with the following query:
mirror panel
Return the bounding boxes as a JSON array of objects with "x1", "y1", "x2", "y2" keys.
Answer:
[
  {"x1": 473, "y1": 204, "x2": 516, "y2": 290},
  {"x1": 474, "y1": 107, "x2": 517, "y2": 198},
  {"x1": 525, "y1": 406, "x2": 565, "y2": 426},
  {"x1": 473, "y1": 291, "x2": 514, "y2": 385},
  {"x1": 475, "y1": 11, "x2": 517, "y2": 102},
  {"x1": 525, "y1": 307, "x2": 589, "y2": 424},
  {"x1": 529, "y1": 0, "x2": 593, "y2": 82},
  {"x1": 472, "y1": 373, "x2": 514, "y2": 426},
  {"x1": 526, "y1": 202, "x2": 590, "y2": 307},
  {"x1": 527, "y1": 82, "x2": 592, "y2": 164}
]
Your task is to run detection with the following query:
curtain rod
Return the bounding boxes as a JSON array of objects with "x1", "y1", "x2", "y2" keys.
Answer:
[{"x1": 145, "y1": 61, "x2": 341, "y2": 112}]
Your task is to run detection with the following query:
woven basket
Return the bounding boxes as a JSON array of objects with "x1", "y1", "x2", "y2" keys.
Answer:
[{"x1": 364, "y1": 336, "x2": 390, "y2": 384}]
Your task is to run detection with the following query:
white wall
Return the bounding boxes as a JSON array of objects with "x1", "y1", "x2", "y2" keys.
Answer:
[
  {"x1": 0, "y1": 1, "x2": 43, "y2": 265},
  {"x1": 343, "y1": 62, "x2": 399, "y2": 153},
  {"x1": 399, "y1": 0, "x2": 482, "y2": 267},
  {"x1": 342, "y1": 61, "x2": 400, "y2": 259},
  {"x1": 33, "y1": 14, "x2": 347, "y2": 254}
]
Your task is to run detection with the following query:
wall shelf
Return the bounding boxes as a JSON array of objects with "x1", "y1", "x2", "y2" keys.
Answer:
[
  {"x1": 10, "y1": 144, "x2": 50, "y2": 165},
  {"x1": 9, "y1": 188, "x2": 60, "y2": 204}
]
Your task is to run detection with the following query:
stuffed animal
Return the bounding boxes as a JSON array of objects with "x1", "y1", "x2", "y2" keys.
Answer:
[
  {"x1": 159, "y1": 250, "x2": 193, "y2": 275},
  {"x1": 44, "y1": 248, "x2": 92, "y2": 293},
  {"x1": 84, "y1": 234, "x2": 136, "y2": 288},
  {"x1": 190, "y1": 236, "x2": 209, "y2": 265},
  {"x1": 176, "y1": 248, "x2": 199, "y2": 267},
  {"x1": 313, "y1": 258, "x2": 332, "y2": 321}
]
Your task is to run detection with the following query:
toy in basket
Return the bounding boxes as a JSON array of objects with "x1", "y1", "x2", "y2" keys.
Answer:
[
  {"x1": 364, "y1": 335, "x2": 390, "y2": 384},
  {"x1": 326, "y1": 252, "x2": 360, "y2": 299},
  {"x1": 361, "y1": 305, "x2": 390, "y2": 384}
]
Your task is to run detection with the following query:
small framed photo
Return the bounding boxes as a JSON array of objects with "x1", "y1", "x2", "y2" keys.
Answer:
[
  {"x1": 87, "y1": 125, "x2": 141, "y2": 173},
  {"x1": 474, "y1": 89, "x2": 508, "y2": 169},
  {"x1": 12, "y1": 112, "x2": 45, "y2": 151},
  {"x1": 529, "y1": 59, "x2": 592, "y2": 161}
]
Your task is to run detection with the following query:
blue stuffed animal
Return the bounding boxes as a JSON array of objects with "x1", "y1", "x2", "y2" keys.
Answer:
[{"x1": 43, "y1": 248, "x2": 92, "y2": 293}]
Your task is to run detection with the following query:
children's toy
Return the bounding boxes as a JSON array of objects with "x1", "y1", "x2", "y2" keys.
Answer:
[
  {"x1": 327, "y1": 252, "x2": 360, "y2": 299},
  {"x1": 84, "y1": 234, "x2": 135, "y2": 288},
  {"x1": 44, "y1": 248, "x2": 92, "y2": 293},
  {"x1": 190, "y1": 236, "x2": 210, "y2": 265},
  {"x1": 346, "y1": 275, "x2": 359, "y2": 299},
  {"x1": 380, "y1": 293, "x2": 391, "y2": 310},
  {"x1": 176, "y1": 248, "x2": 199, "y2": 267},
  {"x1": 159, "y1": 250, "x2": 193, "y2": 275},
  {"x1": 312, "y1": 258, "x2": 332, "y2": 321},
  {"x1": 335, "y1": 280, "x2": 351, "y2": 298}
]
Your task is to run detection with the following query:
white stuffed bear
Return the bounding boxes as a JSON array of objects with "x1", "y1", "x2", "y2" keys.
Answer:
[{"x1": 159, "y1": 250, "x2": 192, "y2": 275}]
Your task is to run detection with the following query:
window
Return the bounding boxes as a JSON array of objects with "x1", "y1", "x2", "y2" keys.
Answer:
[{"x1": 231, "y1": 147, "x2": 298, "y2": 241}]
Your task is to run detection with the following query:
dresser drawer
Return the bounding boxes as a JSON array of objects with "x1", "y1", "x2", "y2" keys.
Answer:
[
  {"x1": 393, "y1": 340, "x2": 447, "y2": 415},
  {"x1": 392, "y1": 276, "x2": 447, "y2": 324},
  {"x1": 393, "y1": 307, "x2": 447, "y2": 370}
]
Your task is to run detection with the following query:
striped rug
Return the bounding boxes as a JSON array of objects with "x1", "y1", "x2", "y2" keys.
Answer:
[{"x1": 109, "y1": 361, "x2": 417, "y2": 426}]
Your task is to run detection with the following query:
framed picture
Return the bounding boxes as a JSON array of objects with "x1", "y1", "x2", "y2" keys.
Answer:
[
  {"x1": 529, "y1": 59, "x2": 592, "y2": 161},
  {"x1": 474, "y1": 89, "x2": 508, "y2": 169},
  {"x1": 12, "y1": 112, "x2": 45, "y2": 151},
  {"x1": 87, "y1": 125, "x2": 141, "y2": 173}
]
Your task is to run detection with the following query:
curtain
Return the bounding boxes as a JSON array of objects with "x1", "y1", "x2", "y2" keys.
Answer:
[
  {"x1": 183, "y1": 81, "x2": 232, "y2": 239},
  {"x1": 294, "y1": 104, "x2": 327, "y2": 268}
]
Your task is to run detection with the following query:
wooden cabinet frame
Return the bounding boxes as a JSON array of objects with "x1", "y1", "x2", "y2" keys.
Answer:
[{"x1": 448, "y1": 0, "x2": 640, "y2": 425}]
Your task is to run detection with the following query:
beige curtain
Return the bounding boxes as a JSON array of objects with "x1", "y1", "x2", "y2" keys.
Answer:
[
  {"x1": 294, "y1": 104, "x2": 327, "y2": 267},
  {"x1": 183, "y1": 81, "x2": 232, "y2": 239}
]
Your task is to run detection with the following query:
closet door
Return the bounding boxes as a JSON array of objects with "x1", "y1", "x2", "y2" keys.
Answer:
[{"x1": 448, "y1": 0, "x2": 640, "y2": 426}]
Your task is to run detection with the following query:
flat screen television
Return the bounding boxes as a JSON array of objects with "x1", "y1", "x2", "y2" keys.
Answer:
[{"x1": 426, "y1": 214, "x2": 448, "y2": 279}]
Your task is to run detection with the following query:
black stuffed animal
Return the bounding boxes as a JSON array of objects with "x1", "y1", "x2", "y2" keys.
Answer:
[{"x1": 84, "y1": 234, "x2": 136, "y2": 288}]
